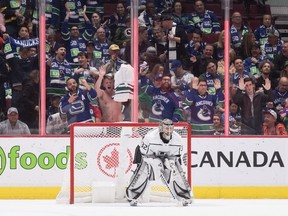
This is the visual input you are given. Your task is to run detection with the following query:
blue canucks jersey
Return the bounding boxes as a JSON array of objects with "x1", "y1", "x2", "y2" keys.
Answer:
[
  {"x1": 59, "y1": 88, "x2": 97, "y2": 125},
  {"x1": 184, "y1": 89, "x2": 223, "y2": 125},
  {"x1": 188, "y1": 10, "x2": 221, "y2": 34},
  {"x1": 141, "y1": 85, "x2": 183, "y2": 122}
]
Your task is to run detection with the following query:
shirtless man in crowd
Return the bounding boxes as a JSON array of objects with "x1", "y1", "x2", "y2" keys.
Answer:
[{"x1": 94, "y1": 66, "x2": 123, "y2": 122}]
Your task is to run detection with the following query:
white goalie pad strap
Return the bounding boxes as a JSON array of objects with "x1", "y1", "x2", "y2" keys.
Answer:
[{"x1": 126, "y1": 160, "x2": 150, "y2": 201}]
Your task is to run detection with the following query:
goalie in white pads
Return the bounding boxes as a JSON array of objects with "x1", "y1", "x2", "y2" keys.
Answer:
[{"x1": 126, "y1": 119, "x2": 194, "y2": 206}]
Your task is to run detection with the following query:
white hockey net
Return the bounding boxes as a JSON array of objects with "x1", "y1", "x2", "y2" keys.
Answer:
[{"x1": 56, "y1": 122, "x2": 191, "y2": 204}]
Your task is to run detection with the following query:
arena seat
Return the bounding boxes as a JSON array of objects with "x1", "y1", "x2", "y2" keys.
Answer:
[
  {"x1": 202, "y1": 33, "x2": 220, "y2": 44},
  {"x1": 248, "y1": 18, "x2": 262, "y2": 32},
  {"x1": 205, "y1": 3, "x2": 222, "y2": 16}
]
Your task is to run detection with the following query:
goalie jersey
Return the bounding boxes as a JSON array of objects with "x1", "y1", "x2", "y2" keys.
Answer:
[{"x1": 140, "y1": 128, "x2": 183, "y2": 158}]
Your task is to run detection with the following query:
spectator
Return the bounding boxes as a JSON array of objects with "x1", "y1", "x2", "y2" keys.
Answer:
[
  {"x1": 59, "y1": 78, "x2": 97, "y2": 128},
  {"x1": 112, "y1": 15, "x2": 131, "y2": 50},
  {"x1": 279, "y1": 98, "x2": 288, "y2": 132},
  {"x1": 212, "y1": 113, "x2": 224, "y2": 135},
  {"x1": 143, "y1": 46, "x2": 162, "y2": 72},
  {"x1": 273, "y1": 42, "x2": 288, "y2": 77},
  {"x1": 73, "y1": 51, "x2": 102, "y2": 123},
  {"x1": 2, "y1": 25, "x2": 35, "y2": 57},
  {"x1": 280, "y1": 61, "x2": 288, "y2": 78},
  {"x1": 199, "y1": 60, "x2": 224, "y2": 95},
  {"x1": 141, "y1": 73, "x2": 183, "y2": 122},
  {"x1": 62, "y1": 0, "x2": 86, "y2": 32},
  {"x1": 18, "y1": 69, "x2": 39, "y2": 134},
  {"x1": 188, "y1": 0, "x2": 221, "y2": 34},
  {"x1": 171, "y1": 1, "x2": 190, "y2": 33},
  {"x1": 45, "y1": 30, "x2": 58, "y2": 61},
  {"x1": 139, "y1": 73, "x2": 164, "y2": 123},
  {"x1": 183, "y1": 77, "x2": 224, "y2": 135},
  {"x1": 138, "y1": 1, "x2": 156, "y2": 31},
  {"x1": 218, "y1": 48, "x2": 236, "y2": 75},
  {"x1": 46, "y1": 44, "x2": 72, "y2": 98},
  {"x1": 0, "y1": 1, "x2": 26, "y2": 38},
  {"x1": 262, "y1": 30, "x2": 283, "y2": 62},
  {"x1": 0, "y1": 40, "x2": 9, "y2": 113},
  {"x1": 91, "y1": 26, "x2": 112, "y2": 69},
  {"x1": 254, "y1": 14, "x2": 281, "y2": 53},
  {"x1": 47, "y1": 94, "x2": 61, "y2": 117},
  {"x1": 222, "y1": 100, "x2": 242, "y2": 135},
  {"x1": 255, "y1": 60, "x2": 277, "y2": 92},
  {"x1": 30, "y1": 0, "x2": 60, "y2": 35},
  {"x1": 160, "y1": 13, "x2": 189, "y2": 71},
  {"x1": 139, "y1": 62, "x2": 164, "y2": 86},
  {"x1": 272, "y1": 76, "x2": 288, "y2": 113},
  {"x1": 232, "y1": 77, "x2": 273, "y2": 135},
  {"x1": 0, "y1": 107, "x2": 30, "y2": 135},
  {"x1": 190, "y1": 44, "x2": 216, "y2": 77},
  {"x1": 186, "y1": 29, "x2": 206, "y2": 59},
  {"x1": 239, "y1": 32, "x2": 257, "y2": 59},
  {"x1": 61, "y1": 7, "x2": 94, "y2": 69},
  {"x1": 243, "y1": 43, "x2": 267, "y2": 79},
  {"x1": 73, "y1": 51, "x2": 98, "y2": 90},
  {"x1": 170, "y1": 60, "x2": 194, "y2": 92},
  {"x1": 94, "y1": 66, "x2": 123, "y2": 122},
  {"x1": 230, "y1": 11, "x2": 251, "y2": 52},
  {"x1": 124, "y1": 26, "x2": 151, "y2": 65},
  {"x1": 231, "y1": 57, "x2": 252, "y2": 86},
  {"x1": 105, "y1": 44, "x2": 126, "y2": 75},
  {"x1": 85, "y1": 0, "x2": 104, "y2": 19},
  {"x1": 5, "y1": 46, "x2": 39, "y2": 109},
  {"x1": 91, "y1": 11, "x2": 109, "y2": 37},
  {"x1": 213, "y1": 30, "x2": 225, "y2": 61},
  {"x1": 262, "y1": 109, "x2": 287, "y2": 135},
  {"x1": 149, "y1": 25, "x2": 167, "y2": 62},
  {"x1": 107, "y1": 2, "x2": 129, "y2": 42},
  {"x1": 46, "y1": 112, "x2": 68, "y2": 135}
]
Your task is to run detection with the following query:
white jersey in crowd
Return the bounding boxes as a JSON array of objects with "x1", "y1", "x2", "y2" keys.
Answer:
[
  {"x1": 46, "y1": 113, "x2": 68, "y2": 135},
  {"x1": 113, "y1": 63, "x2": 134, "y2": 102},
  {"x1": 0, "y1": 120, "x2": 30, "y2": 135},
  {"x1": 140, "y1": 128, "x2": 183, "y2": 158},
  {"x1": 171, "y1": 70, "x2": 194, "y2": 88}
]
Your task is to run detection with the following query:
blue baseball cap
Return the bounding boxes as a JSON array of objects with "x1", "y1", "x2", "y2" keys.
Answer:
[
  {"x1": 171, "y1": 60, "x2": 182, "y2": 72},
  {"x1": 154, "y1": 73, "x2": 163, "y2": 80}
]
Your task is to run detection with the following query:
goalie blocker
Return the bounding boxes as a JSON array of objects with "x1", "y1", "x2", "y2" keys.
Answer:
[{"x1": 126, "y1": 119, "x2": 194, "y2": 206}]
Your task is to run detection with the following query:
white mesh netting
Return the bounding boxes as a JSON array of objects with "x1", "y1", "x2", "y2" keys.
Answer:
[{"x1": 56, "y1": 122, "x2": 191, "y2": 204}]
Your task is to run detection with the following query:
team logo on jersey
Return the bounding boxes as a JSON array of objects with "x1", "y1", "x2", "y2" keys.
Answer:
[
  {"x1": 197, "y1": 105, "x2": 211, "y2": 121},
  {"x1": 152, "y1": 100, "x2": 164, "y2": 116},
  {"x1": 97, "y1": 143, "x2": 133, "y2": 178}
]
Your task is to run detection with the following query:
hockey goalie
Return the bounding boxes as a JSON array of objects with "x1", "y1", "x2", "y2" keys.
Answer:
[{"x1": 126, "y1": 119, "x2": 194, "y2": 206}]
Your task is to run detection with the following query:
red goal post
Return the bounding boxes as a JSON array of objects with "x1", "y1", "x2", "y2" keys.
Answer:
[{"x1": 57, "y1": 122, "x2": 192, "y2": 204}]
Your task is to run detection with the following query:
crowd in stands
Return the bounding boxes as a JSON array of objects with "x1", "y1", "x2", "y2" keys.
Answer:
[{"x1": 0, "y1": 0, "x2": 287, "y2": 136}]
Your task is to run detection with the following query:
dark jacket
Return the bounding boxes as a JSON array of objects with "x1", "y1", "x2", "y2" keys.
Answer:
[{"x1": 233, "y1": 88, "x2": 273, "y2": 134}]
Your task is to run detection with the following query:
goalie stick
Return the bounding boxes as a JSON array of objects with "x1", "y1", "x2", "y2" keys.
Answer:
[{"x1": 159, "y1": 172, "x2": 177, "y2": 200}]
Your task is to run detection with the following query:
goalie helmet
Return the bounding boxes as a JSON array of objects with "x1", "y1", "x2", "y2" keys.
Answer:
[{"x1": 159, "y1": 118, "x2": 174, "y2": 141}]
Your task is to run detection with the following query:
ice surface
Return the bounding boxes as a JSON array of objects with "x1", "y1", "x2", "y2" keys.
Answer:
[{"x1": 1, "y1": 199, "x2": 288, "y2": 216}]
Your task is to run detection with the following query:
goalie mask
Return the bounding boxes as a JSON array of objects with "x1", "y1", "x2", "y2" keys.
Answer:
[{"x1": 159, "y1": 119, "x2": 174, "y2": 142}]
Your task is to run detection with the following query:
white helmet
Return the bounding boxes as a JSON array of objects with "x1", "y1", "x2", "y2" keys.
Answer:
[{"x1": 159, "y1": 118, "x2": 174, "y2": 141}]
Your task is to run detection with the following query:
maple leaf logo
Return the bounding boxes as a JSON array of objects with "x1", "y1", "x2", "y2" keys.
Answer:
[
  {"x1": 103, "y1": 148, "x2": 119, "y2": 169},
  {"x1": 97, "y1": 143, "x2": 133, "y2": 178}
]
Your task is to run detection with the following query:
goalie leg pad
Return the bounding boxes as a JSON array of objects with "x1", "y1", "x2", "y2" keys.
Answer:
[
  {"x1": 126, "y1": 160, "x2": 150, "y2": 203},
  {"x1": 163, "y1": 159, "x2": 193, "y2": 205}
]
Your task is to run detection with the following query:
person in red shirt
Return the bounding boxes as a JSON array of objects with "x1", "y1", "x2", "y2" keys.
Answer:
[{"x1": 262, "y1": 109, "x2": 287, "y2": 135}]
